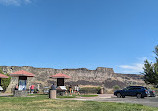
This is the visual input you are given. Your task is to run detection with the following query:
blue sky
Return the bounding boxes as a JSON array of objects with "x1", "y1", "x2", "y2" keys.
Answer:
[{"x1": 0, "y1": 0, "x2": 157, "y2": 74}]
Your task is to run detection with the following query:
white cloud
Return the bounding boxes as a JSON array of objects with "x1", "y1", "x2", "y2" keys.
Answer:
[
  {"x1": 119, "y1": 63, "x2": 144, "y2": 74},
  {"x1": 0, "y1": 0, "x2": 32, "y2": 6},
  {"x1": 118, "y1": 57, "x2": 152, "y2": 74}
]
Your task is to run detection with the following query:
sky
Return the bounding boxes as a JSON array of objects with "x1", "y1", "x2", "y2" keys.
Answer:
[{"x1": 0, "y1": 0, "x2": 157, "y2": 74}]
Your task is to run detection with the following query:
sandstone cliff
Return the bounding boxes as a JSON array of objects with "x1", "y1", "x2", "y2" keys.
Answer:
[{"x1": 0, "y1": 66, "x2": 145, "y2": 92}]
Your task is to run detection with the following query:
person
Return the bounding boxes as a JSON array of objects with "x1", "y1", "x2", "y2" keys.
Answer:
[
  {"x1": 69, "y1": 85, "x2": 72, "y2": 95},
  {"x1": 71, "y1": 87, "x2": 74, "y2": 94},
  {"x1": 74, "y1": 85, "x2": 77, "y2": 94},
  {"x1": 30, "y1": 85, "x2": 35, "y2": 94},
  {"x1": 51, "y1": 83, "x2": 56, "y2": 90},
  {"x1": 13, "y1": 84, "x2": 18, "y2": 96},
  {"x1": 15, "y1": 84, "x2": 18, "y2": 90},
  {"x1": 76, "y1": 85, "x2": 80, "y2": 95}
]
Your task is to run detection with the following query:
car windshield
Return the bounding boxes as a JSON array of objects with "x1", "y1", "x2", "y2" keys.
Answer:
[{"x1": 123, "y1": 88, "x2": 127, "y2": 90}]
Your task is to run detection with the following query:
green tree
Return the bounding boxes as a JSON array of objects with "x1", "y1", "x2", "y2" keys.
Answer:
[
  {"x1": 142, "y1": 45, "x2": 158, "y2": 86},
  {"x1": 154, "y1": 45, "x2": 158, "y2": 61},
  {"x1": 0, "y1": 68, "x2": 11, "y2": 91}
]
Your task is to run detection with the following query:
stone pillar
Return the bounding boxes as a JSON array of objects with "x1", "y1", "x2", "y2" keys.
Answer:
[
  {"x1": 6, "y1": 77, "x2": 19, "y2": 93},
  {"x1": 49, "y1": 90, "x2": 56, "y2": 99}
]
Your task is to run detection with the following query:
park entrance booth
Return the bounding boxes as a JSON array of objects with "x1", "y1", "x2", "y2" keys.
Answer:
[
  {"x1": 50, "y1": 73, "x2": 71, "y2": 86},
  {"x1": 50, "y1": 73, "x2": 71, "y2": 97},
  {"x1": 0, "y1": 73, "x2": 9, "y2": 86},
  {"x1": 9, "y1": 70, "x2": 35, "y2": 97},
  {"x1": 10, "y1": 70, "x2": 35, "y2": 91}
]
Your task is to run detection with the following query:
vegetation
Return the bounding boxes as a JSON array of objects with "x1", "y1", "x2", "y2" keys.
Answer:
[
  {"x1": 113, "y1": 85, "x2": 120, "y2": 91},
  {"x1": 57, "y1": 94, "x2": 98, "y2": 98},
  {"x1": 80, "y1": 87, "x2": 101, "y2": 94},
  {"x1": 0, "y1": 68, "x2": 11, "y2": 91},
  {"x1": 151, "y1": 88, "x2": 158, "y2": 96},
  {"x1": 142, "y1": 45, "x2": 158, "y2": 86},
  {"x1": 57, "y1": 95, "x2": 76, "y2": 98},
  {"x1": 80, "y1": 95, "x2": 98, "y2": 97},
  {"x1": 0, "y1": 95, "x2": 157, "y2": 111}
]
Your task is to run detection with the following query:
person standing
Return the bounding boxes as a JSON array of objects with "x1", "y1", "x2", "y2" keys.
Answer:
[
  {"x1": 74, "y1": 85, "x2": 77, "y2": 95},
  {"x1": 69, "y1": 85, "x2": 72, "y2": 95},
  {"x1": 51, "y1": 83, "x2": 56, "y2": 90},
  {"x1": 30, "y1": 85, "x2": 35, "y2": 94},
  {"x1": 76, "y1": 85, "x2": 80, "y2": 95},
  {"x1": 15, "y1": 84, "x2": 19, "y2": 90}
]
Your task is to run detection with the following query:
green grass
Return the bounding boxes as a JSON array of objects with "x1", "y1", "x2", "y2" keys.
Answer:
[
  {"x1": 0, "y1": 94, "x2": 157, "y2": 111},
  {"x1": 57, "y1": 94, "x2": 98, "y2": 98},
  {"x1": 57, "y1": 95, "x2": 76, "y2": 98},
  {"x1": 80, "y1": 95, "x2": 98, "y2": 97}
]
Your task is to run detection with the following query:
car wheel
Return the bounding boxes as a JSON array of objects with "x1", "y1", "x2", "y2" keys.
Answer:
[
  {"x1": 116, "y1": 93, "x2": 121, "y2": 98},
  {"x1": 122, "y1": 95, "x2": 125, "y2": 98},
  {"x1": 137, "y1": 93, "x2": 142, "y2": 99}
]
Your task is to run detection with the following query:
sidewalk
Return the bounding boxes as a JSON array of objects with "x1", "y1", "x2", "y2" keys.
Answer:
[
  {"x1": 59, "y1": 94, "x2": 113, "y2": 101},
  {"x1": 0, "y1": 93, "x2": 13, "y2": 97}
]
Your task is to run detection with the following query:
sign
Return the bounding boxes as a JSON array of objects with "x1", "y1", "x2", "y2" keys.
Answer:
[{"x1": 18, "y1": 80, "x2": 26, "y2": 90}]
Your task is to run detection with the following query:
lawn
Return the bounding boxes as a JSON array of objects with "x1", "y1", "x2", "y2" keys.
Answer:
[
  {"x1": 80, "y1": 95, "x2": 98, "y2": 97},
  {"x1": 57, "y1": 94, "x2": 98, "y2": 98},
  {"x1": 0, "y1": 94, "x2": 158, "y2": 111}
]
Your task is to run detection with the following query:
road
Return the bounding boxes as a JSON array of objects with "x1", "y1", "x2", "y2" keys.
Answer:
[
  {"x1": 1, "y1": 93, "x2": 158, "y2": 108},
  {"x1": 94, "y1": 96, "x2": 158, "y2": 108},
  {"x1": 63, "y1": 94, "x2": 158, "y2": 108}
]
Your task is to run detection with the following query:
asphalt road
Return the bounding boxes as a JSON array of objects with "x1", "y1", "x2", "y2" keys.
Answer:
[
  {"x1": 1, "y1": 93, "x2": 158, "y2": 108},
  {"x1": 61, "y1": 94, "x2": 158, "y2": 108},
  {"x1": 94, "y1": 96, "x2": 158, "y2": 108}
]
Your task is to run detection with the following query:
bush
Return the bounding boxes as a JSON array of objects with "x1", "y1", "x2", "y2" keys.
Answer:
[
  {"x1": 113, "y1": 85, "x2": 120, "y2": 91},
  {"x1": 80, "y1": 87, "x2": 101, "y2": 94},
  {"x1": 0, "y1": 68, "x2": 11, "y2": 91},
  {"x1": 151, "y1": 88, "x2": 158, "y2": 96}
]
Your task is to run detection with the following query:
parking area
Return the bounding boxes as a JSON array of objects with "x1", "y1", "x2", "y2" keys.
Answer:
[
  {"x1": 62, "y1": 94, "x2": 158, "y2": 108},
  {"x1": 1, "y1": 93, "x2": 158, "y2": 108},
  {"x1": 92, "y1": 95, "x2": 158, "y2": 108}
]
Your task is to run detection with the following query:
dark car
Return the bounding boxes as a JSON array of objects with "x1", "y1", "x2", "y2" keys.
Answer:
[{"x1": 114, "y1": 86, "x2": 150, "y2": 98}]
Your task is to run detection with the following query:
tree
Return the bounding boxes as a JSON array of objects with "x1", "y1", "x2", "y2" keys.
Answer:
[
  {"x1": 142, "y1": 45, "x2": 158, "y2": 86},
  {"x1": 0, "y1": 68, "x2": 11, "y2": 91},
  {"x1": 154, "y1": 45, "x2": 158, "y2": 60}
]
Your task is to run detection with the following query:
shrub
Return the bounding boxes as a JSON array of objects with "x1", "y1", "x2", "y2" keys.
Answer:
[
  {"x1": 151, "y1": 88, "x2": 158, "y2": 96},
  {"x1": 113, "y1": 85, "x2": 120, "y2": 91},
  {"x1": 80, "y1": 87, "x2": 101, "y2": 94},
  {"x1": 0, "y1": 68, "x2": 11, "y2": 91}
]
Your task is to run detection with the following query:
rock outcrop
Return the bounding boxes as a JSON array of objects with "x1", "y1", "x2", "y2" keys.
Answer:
[{"x1": 0, "y1": 66, "x2": 145, "y2": 92}]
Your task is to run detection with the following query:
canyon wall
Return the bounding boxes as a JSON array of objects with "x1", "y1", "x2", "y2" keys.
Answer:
[{"x1": 0, "y1": 66, "x2": 145, "y2": 92}]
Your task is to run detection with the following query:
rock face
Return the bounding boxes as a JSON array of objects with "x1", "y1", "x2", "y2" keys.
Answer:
[{"x1": 0, "y1": 66, "x2": 145, "y2": 93}]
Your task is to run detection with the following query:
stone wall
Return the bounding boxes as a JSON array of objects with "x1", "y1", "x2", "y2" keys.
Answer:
[{"x1": 0, "y1": 66, "x2": 145, "y2": 93}]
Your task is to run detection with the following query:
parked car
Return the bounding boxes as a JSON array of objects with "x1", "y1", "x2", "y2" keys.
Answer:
[
  {"x1": 114, "y1": 86, "x2": 150, "y2": 98},
  {"x1": 148, "y1": 89, "x2": 156, "y2": 97}
]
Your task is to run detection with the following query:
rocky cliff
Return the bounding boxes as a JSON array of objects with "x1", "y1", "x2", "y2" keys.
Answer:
[{"x1": 0, "y1": 66, "x2": 145, "y2": 92}]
